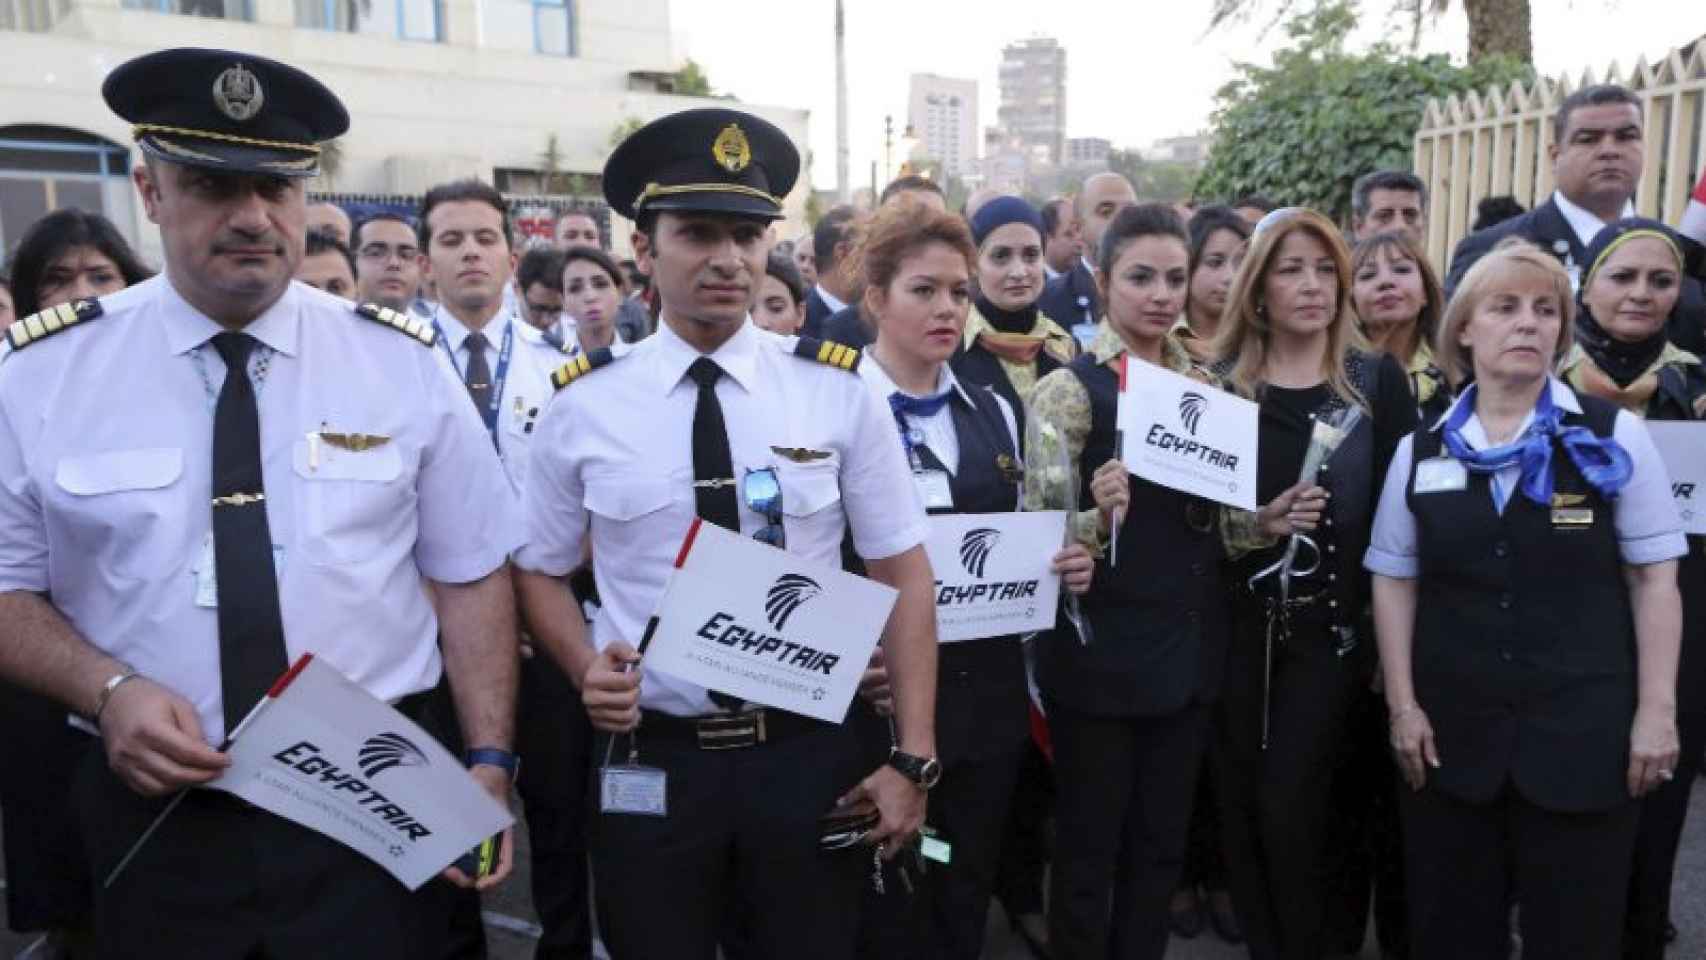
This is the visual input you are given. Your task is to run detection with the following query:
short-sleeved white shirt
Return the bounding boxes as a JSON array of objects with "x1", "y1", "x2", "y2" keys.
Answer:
[
  {"x1": 0, "y1": 276, "x2": 519, "y2": 742},
  {"x1": 1365, "y1": 377, "x2": 1686, "y2": 578},
  {"x1": 429, "y1": 306, "x2": 559, "y2": 502},
  {"x1": 515, "y1": 318, "x2": 927, "y2": 717}
]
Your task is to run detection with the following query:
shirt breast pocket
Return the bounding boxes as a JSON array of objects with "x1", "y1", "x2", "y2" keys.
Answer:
[
  {"x1": 292, "y1": 438, "x2": 408, "y2": 565},
  {"x1": 777, "y1": 462, "x2": 844, "y2": 547},
  {"x1": 583, "y1": 472, "x2": 686, "y2": 541},
  {"x1": 53, "y1": 447, "x2": 185, "y2": 579}
]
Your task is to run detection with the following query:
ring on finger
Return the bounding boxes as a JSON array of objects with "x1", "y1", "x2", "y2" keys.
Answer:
[{"x1": 1658, "y1": 768, "x2": 1675, "y2": 781}]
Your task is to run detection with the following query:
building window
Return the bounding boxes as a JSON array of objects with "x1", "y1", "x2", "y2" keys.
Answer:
[
  {"x1": 122, "y1": 0, "x2": 251, "y2": 20},
  {"x1": 293, "y1": 0, "x2": 440, "y2": 41},
  {"x1": 0, "y1": 0, "x2": 66, "y2": 32},
  {"x1": 0, "y1": 125, "x2": 136, "y2": 254},
  {"x1": 533, "y1": 0, "x2": 576, "y2": 56}
]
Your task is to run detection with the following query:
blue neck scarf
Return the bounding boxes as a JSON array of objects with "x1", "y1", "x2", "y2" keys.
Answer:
[
  {"x1": 889, "y1": 389, "x2": 954, "y2": 465},
  {"x1": 1441, "y1": 382, "x2": 1633, "y2": 506}
]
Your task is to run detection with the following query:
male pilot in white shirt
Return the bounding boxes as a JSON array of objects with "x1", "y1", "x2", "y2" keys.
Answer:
[
  {"x1": 514, "y1": 107, "x2": 941, "y2": 959},
  {"x1": 416, "y1": 178, "x2": 595, "y2": 957},
  {"x1": 0, "y1": 48, "x2": 519, "y2": 959}
]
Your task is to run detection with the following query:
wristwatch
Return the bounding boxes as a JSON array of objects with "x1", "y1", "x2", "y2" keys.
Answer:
[
  {"x1": 887, "y1": 748, "x2": 942, "y2": 791},
  {"x1": 465, "y1": 747, "x2": 520, "y2": 781}
]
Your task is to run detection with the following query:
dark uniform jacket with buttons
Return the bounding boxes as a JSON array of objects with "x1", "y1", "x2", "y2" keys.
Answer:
[
  {"x1": 913, "y1": 387, "x2": 1031, "y2": 764},
  {"x1": 1036, "y1": 260, "x2": 1099, "y2": 333},
  {"x1": 1407, "y1": 394, "x2": 1637, "y2": 813},
  {"x1": 1034, "y1": 352, "x2": 1231, "y2": 717}
]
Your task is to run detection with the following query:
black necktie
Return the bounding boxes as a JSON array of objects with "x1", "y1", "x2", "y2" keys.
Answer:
[
  {"x1": 210, "y1": 332, "x2": 289, "y2": 735},
  {"x1": 464, "y1": 331, "x2": 493, "y2": 413},
  {"x1": 687, "y1": 357, "x2": 743, "y2": 711},
  {"x1": 688, "y1": 357, "x2": 739, "y2": 532}
]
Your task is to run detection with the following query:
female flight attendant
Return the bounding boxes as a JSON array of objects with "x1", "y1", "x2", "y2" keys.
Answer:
[
  {"x1": 1554, "y1": 219, "x2": 1705, "y2": 960},
  {"x1": 1025, "y1": 203, "x2": 1232, "y2": 960},
  {"x1": 849, "y1": 197, "x2": 1092, "y2": 960},
  {"x1": 1368, "y1": 238, "x2": 1684, "y2": 960}
]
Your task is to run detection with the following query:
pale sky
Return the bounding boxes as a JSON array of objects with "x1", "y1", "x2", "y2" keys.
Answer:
[{"x1": 670, "y1": 0, "x2": 1703, "y2": 193}]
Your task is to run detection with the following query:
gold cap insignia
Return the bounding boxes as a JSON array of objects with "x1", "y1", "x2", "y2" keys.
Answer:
[
  {"x1": 212, "y1": 64, "x2": 264, "y2": 123},
  {"x1": 712, "y1": 123, "x2": 752, "y2": 173}
]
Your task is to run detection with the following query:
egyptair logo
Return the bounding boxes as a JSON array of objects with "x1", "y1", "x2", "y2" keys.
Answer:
[
  {"x1": 358, "y1": 732, "x2": 429, "y2": 779},
  {"x1": 1179, "y1": 391, "x2": 1208, "y2": 436},
  {"x1": 765, "y1": 574, "x2": 821, "y2": 630},
  {"x1": 960, "y1": 527, "x2": 1001, "y2": 578}
]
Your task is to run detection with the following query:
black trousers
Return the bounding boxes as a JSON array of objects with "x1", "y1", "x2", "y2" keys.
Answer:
[
  {"x1": 75, "y1": 750, "x2": 451, "y2": 959},
  {"x1": 993, "y1": 738, "x2": 1053, "y2": 918},
  {"x1": 1047, "y1": 702, "x2": 1211, "y2": 960},
  {"x1": 1624, "y1": 706, "x2": 1706, "y2": 960},
  {"x1": 920, "y1": 638, "x2": 1029, "y2": 959},
  {"x1": 1178, "y1": 743, "x2": 1228, "y2": 892},
  {"x1": 0, "y1": 684, "x2": 95, "y2": 932},
  {"x1": 1402, "y1": 784, "x2": 1639, "y2": 960},
  {"x1": 589, "y1": 717, "x2": 868, "y2": 960},
  {"x1": 1322, "y1": 686, "x2": 1408, "y2": 957},
  {"x1": 1215, "y1": 612, "x2": 1364, "y2": 960},
  {"x1": 514, "y1": 652, "x2": 594, "y2": 959}
]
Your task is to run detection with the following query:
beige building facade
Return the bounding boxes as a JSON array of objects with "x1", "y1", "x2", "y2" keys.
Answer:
[{"x1": 0, "y1": 0, "x2": 812, "y2": 263}]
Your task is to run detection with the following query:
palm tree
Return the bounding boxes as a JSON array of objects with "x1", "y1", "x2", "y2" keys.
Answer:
[{"x1": 1209, "y1": 0, "x2": 1532, "y2": 64}]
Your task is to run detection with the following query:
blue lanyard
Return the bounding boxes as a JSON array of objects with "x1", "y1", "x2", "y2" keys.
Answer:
[{"x1": 432, "y1": 312, "x2": 515, "y2": 449}]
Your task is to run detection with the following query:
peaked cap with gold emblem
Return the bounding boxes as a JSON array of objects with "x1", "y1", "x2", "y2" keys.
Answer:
[
  {"x1": 602, "y1": 108, "x2": 799, "y2": 222},
  {"x1": 102, "y1": 48, "x2": 349, "y2": 179}
]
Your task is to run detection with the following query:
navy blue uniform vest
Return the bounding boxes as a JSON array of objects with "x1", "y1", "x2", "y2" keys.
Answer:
[
  {"x1": 913, "y1": 387, "x2": 1030, "y2": 764},
  {"x1": 1408, "y1": 391, "x2": 1635, "y2": 812},
  {"x1": 1034, "y1": 354, "x2": 1230, "y2": 717},
  {"x1": 950, "y1": 338, "x2": 1064, "y2": 447}
]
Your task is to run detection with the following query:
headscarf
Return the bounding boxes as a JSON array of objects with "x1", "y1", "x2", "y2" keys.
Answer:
[
  {"x1": 1574, "y1": 217, "x2": 1685, "y2": 388},
  {"x1": 970, "y1": 195, "x2": 1045, "y2": 248}
]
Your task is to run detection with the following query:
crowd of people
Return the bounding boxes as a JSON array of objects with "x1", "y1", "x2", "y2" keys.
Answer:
[{"x1": 0, "y1": 45, "x2": 1704, "y2": 960}]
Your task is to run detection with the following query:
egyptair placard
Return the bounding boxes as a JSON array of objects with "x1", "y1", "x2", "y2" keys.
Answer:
[
  {"x1": 923, "y1": 511, "x2": 1066, "y2": 643},
  {"x1": 1644, "y1": 421, "x2": 1706, "y2": 535},
  {"x1": 643, "y1": 520, "x2": 898, "y2": 723},
  {"x1": 207, "y1": 655, "x2": 514, "y2": 890},
  {"x1": 1116, "y1": 356, "x2": 1258, "y2": 510}
]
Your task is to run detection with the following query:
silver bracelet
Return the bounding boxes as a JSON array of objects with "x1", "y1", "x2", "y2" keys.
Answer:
[{"x1": 93, "y1": 668, "x2": 141, "y2": 723}]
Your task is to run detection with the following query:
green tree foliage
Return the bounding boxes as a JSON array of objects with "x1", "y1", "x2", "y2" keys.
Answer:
[
  {"x1": 674, "y1": 59, "x2": 714, "y2": 97},
  {"x1": 1194, "y1": 1, "x2": 1529, "y2": 223},
  {"x1": 1210, "y1": 0, "x2": 1534, "y2": 65},
  {"x1": 1106, "y1": 149, "x2": 1200, "y2": 203}
]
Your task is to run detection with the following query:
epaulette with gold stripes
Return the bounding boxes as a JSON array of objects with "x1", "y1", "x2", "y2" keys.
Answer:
[
  {"x1": 354, "y1": 303, "x2": 436, "y2": 347},
  {"x1": 4, "y1": 298, "x2": 103, "y2": 351},
  {"x1": 550, "y1": 347, "x2": 619, "y2": 391},
  {"x1": 793, "y1": 336, "x2": 861, "y2": 372}
]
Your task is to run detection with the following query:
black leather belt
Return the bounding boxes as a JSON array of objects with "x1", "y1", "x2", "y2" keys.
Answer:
[{"x1": 639, "y1": 707, "x2": 827, "y2": 751}]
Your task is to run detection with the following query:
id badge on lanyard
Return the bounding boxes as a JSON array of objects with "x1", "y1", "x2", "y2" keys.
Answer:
[{"x1": 433, "y1": 315, "x2": 514, "y2": 450}]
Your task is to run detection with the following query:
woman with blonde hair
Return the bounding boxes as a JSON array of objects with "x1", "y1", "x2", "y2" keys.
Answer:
[
  {"x1": 1367, "y1": 237, "x2": 1683, "y2": 958},
  {"x1": 1209, "y1": 207, "x2": 1418, "y2": 960}
]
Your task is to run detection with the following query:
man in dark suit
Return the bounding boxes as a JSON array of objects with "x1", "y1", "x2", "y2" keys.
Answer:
[
  {"x1": 1037, "y1": 171, "x2": 1135, "y2": 342},
  {"x1": 1444, "y1": 83, "x2": 1706, "y2": 353},
  {"x1": 803, "y1": 205, "x2": 859, "y2": 338}
]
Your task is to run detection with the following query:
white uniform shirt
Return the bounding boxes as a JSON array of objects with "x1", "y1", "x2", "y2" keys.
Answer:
[
  {"x1": 430, "y1": 306, "x2": 557, "y2": 501},
  {"x1": 1364, "y1": 376, "x2": 1686, "y2": 579},
  {"x1": 856, "y1": 355, "x2": 1019, "y2": 477},
  {"x1": 515, "y1": 318, "x2": 927, "y2": 716},
  {"x1": 0, "y1": 276, "x2": 519, "y2": 742}
]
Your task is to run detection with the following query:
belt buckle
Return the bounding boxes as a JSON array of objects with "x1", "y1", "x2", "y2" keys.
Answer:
[{"x1": 695, "y1": 711, "x2": 765, "y2": 750}]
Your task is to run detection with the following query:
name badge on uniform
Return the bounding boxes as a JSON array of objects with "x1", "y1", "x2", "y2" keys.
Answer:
[
  {"x1": 915, "y1": 469, "x2": 954, "y2": 510},
  {"x1": 599, "y1": 764, "x2": 667, "y2": 817},
  {"x1": 1413, "y1": 456, "x2": 1468, "y2": 494},
  {"x1": 1551, "y1": 492, "x2": 1594, "y2": 528}
]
